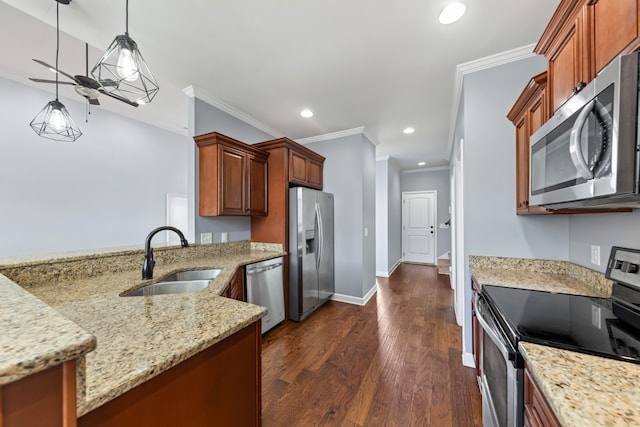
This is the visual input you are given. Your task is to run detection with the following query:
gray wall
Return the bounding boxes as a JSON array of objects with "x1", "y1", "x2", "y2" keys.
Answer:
[
  {"x1": 401, "y1": 169, "x2": 451, "y2": 257},
  {"x1": 190, "y1": 97, "x2": 274, "y2": 243},
  {"x1": 306, "y1": 133, "x2": 377, "y2": 298},
  {"x1": 375, "y1": 157, "x2": 402, "y2": 275},
  {"x1": 0, "y1": 76, "x2": 190, "y2": 258},
  {"x1": 569, "y1": 211, "x2": 640, "y2": 272},
  {"x1": 456, "y1": 55, "x2": 571, "y2": 358}
]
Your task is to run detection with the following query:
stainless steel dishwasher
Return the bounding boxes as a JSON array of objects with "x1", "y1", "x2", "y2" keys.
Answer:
[{"x1": 245, "y1": 257, "x2": 285, "y2": 334}]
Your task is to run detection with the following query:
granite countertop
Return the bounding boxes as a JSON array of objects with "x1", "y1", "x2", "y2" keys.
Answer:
[
  {"x1": 0, "y1": 274, "x2": 95, "y2": 385},
  {"x1": 469, "y1": 255, "x2": 612, "y2": 297},
  {"x1": 520, "y1": 342, "x2": 640, "y2": 426},
  {"x1": 0, "y1": 242, "x2": 285, "y2": 416}
]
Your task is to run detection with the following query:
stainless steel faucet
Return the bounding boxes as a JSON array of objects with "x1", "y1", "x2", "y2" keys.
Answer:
[{"x1": 142, "y1": 226, "x2": 189, "y2": 280}]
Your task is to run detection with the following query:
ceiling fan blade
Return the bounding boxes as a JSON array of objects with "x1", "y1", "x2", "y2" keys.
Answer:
[
  {"x1": 88, "y1": 98, "x2": 100, "y2": 106},
  {"x1": 98, "y1": 89, "x2": 139, "y2": 107},
  {"x1": 29, "y1": 77, "x2": 75, "y2": 85},
  {"x1": 32, "y1": 59, "x2": 77, "y2": 83},
  {"x1": 101, "y1": 79, "x2": 118, "y2": 87}
]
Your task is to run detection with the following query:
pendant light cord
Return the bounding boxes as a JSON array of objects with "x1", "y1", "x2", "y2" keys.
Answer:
[
  {"x1": 55, "y1": 0, "x2": 60, "y2": 101},
  {"x1": 125, "y1": 0, "x2": 129, "y2": 35}
]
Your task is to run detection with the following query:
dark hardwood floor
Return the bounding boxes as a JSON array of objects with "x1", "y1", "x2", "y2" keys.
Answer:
[{"x1": 261, "y1": 263, "x2": 482, "y2": 427}]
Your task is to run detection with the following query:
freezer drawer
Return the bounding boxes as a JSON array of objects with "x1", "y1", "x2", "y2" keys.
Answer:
[{"x1": 245, "y1": 257, "x2": 285, "y2": 334}]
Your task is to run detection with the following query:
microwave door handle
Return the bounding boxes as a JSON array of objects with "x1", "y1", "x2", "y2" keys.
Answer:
[
  {"x1": 569, "y1": 99, "x2": 596, "y2": 180},
  {"x1": 593, "y1": 99, "x2": 613, "y2": 178}
]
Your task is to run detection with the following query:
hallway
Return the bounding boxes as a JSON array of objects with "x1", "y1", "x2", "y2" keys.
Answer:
[{"x1": 261, "y1": 263, "x2": 482, "y2": 426}]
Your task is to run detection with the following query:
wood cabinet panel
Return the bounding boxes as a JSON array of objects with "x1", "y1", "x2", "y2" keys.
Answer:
[
  {"x1": 592, "y1": 0, "x2": 640, "y2": 72},
  {"x1": 289, "y1": 151, "x2": 308, "y2": 185},
  {"x1": 195, "y1": 132, "x2": 269, "y2": 217},
  {"x1": 79, "y1": 323, "x2": 262, "y2": 427},
  {"x1": 222, "y1": 269, "x2": 244, "y2": 301},
  {"x1": 524, "y1": 366, "x2": 561, "y2": 427},
  {"x1": 308, "y1": 158, "x2": 323, "y2": 188}
]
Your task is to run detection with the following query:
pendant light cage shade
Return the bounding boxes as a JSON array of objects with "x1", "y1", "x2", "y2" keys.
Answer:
[
  {"x1": 30, "y1": 100, "x2": 82, "y2": 142},
  {"x1": 91, "y1": 34, "x2": 159, "y2": 104}
]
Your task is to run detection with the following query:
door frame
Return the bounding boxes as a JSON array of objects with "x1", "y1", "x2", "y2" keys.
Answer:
[{"x1": 401, "y1": 190, "x2": 437, "y2": 265}]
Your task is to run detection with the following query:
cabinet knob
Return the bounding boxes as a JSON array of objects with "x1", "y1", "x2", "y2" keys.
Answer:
[{"x1": 573, "y1": 81, "x2": 586, "y2": 95}]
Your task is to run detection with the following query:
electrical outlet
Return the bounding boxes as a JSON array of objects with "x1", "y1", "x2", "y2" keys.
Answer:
[
  {"x1": 200, "y1": 232, "x2": 212, "y2": 244},
  {"x1": 364, "y1": 227, "x2": 368, "y2": 237},
  {"x1": 221, "y1": 232, "x2": 228, "y2": 243},
  {"x1": 591, "y1": 304, "x2": 602, "y2": 329},
  {"x1": 591, "y1": 245, "x2": 601, "y2": 266}
]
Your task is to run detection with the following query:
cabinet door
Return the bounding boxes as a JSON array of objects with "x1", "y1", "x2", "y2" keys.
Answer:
[
  {"x1": 548, "y1": 8, "x2": 590, "y2": 112},
  {"x1": 592, "y1": 0, "x2": 640, "y2": 72},
  {"x1": 289, "y1": 151, "x2": 308, "y2": 185},
  {"x1": 219, "y1": 145, "x2": 246, "y2": 215},
  {"x1": 524, "y1": 366, "x2": 561, "y2": 427},
  {"x1": 223, "y1": 269, "x2": 244, "y2": 301},
  {"x1": 246, "y1": 154, "x2": 268, "y2": 216},
  {"x1": 515, "y1": 114, "x2": 530, "y2": 213},
  {"x1": 307, "y1": 158, "x2": 323, "y2": 189}
]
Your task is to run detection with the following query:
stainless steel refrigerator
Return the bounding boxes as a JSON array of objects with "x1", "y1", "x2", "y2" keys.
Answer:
[{"x1": 288, "y1": 187, "x2": 335, "y2": 321}]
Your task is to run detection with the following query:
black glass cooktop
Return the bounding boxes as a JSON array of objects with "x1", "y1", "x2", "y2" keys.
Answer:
[{"x1": 482, "y1": 285, "x2": 640, "y2": 364}]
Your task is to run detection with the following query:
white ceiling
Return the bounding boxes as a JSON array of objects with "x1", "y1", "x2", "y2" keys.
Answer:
[{"x1": 0, "y1": 0, "x2": 560, "y2": 170}]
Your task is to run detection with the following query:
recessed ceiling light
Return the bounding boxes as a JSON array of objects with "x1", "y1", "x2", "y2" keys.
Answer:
[
  {"x1": 439, "y1": 2, "x2": 466, "y2": 25},
  {"x1": 418, "y1": 161, "x2": 426, "y2": 166},
  {"x1": 300, "y1": 109, "x2": 313, "y2": 118},
  {"x1": 403, "y1": 127, "x2": 415, "y2": 134}
]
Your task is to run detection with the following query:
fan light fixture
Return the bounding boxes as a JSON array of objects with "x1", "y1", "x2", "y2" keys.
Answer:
[
  {"x1": 30, "y1": 0, "x2": 82, "y2": 142},
  {"x1": 91, "y1": 0, "x2": 158, "y2": 104}
]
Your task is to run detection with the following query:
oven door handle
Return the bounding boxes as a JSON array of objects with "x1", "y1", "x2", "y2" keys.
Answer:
[{"x1": 476, "y1": 298, "x2": 514, "y2": 361}]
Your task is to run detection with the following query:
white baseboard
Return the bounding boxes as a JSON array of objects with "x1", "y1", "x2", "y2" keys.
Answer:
[
  {"x1": 332, "y1": 283, "x2": 378, "y2": 306},
  {"x1": 375, "y1": 259, "x2": 402, "y2": 277},
  {"x1": 462, "y1": 352, "x2": 476, "y2": 368}
]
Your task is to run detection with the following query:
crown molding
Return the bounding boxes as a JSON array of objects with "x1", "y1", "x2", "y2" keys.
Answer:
[
  {"x1": 182, "y1": 85, "x2": 283, "y2": 138},
  {"x1": 446, "y1": 44, "x2": 537, "y2": 158},
  {"x1": 296, "y1": 126, "x2": 378, "y2": 146},
  {"x1": 402, "y1": 165, "x2": 449, "y2": 174}
]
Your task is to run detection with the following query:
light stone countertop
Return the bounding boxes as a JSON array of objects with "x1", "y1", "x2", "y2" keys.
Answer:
[
  {"x1": 0, "y1": 242, "x2": 285, "y2": 416},
  {"x1": 0, "y1": 274, "x2": 96, "y2": 385},
  {"x1": 469, "y1": 255, "x2": 612, "y2": 297},
  {"x1": 520, "y1": 342, "x2": 640, "y2": 426}
]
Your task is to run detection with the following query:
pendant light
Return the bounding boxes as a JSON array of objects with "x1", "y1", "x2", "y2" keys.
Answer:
[
  {"x1": 91, "y1": 0, "x2": 159, "y2": 104},
  {"x1": 30, "y1": 0, "x2": 82, "y2": 142}
]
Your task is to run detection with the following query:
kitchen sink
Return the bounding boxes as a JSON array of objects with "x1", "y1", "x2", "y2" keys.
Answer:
[
  {"x1": 160, "y1": 268, "x2": 223, "y2": 282},
  {"x1": 122, "y1": 268, "x2": 223, "y2": 297}
]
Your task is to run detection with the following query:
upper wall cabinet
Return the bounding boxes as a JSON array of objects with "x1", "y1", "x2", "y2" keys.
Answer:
[
  {"x1": 287, "y1": 145, "x2": 324, "y2": 189},
  {"x1": 194, "y1": 132, "x2": 269, "y2": 217},
  {"x1": 536, "y1": 0, "x2": 640, "y2": 113}
]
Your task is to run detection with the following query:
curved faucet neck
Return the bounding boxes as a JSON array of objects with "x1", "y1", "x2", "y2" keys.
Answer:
[{"x1": 142, "y1": 226, "x2": 189, "y2": 280}]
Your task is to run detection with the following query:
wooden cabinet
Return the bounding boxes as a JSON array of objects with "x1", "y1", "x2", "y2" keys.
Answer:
[
  {"x1": 507, "y1": 72, "x2": 552, "y2": 215},
  {"x1": 79, "y1": 322, "x2": 262, "y2": 427},
  {"x1": 288, "y1": 146, "x2": 324, "y2": 189},
  {"x1": 194, "y1": 132, "x2": 269, "y2": 217},
  {"x1": 524, "y1": 365, "x2": 561, "y2": 427},
  {"x1": 251, "y1": 137, "x2": 325, "y2": 319},
  {"x1": 536, "y1": 0, "x2": 640, "y2": 113},
  {"x1": 1, "y1": 361, "x2": 76, "y2": 427},
  {"x1": 222, "y1": 268, "x2": 244, "y2": 301}
]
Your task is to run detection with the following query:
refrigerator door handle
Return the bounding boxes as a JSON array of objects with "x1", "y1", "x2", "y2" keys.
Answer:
[{"x1": 315, "y1": 202, "x2": 323, "y2": 272}]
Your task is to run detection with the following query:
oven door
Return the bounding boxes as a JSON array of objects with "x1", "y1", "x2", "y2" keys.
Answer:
[{"x1": 476, "y1": 295, "x2": 523, "y2": 427}]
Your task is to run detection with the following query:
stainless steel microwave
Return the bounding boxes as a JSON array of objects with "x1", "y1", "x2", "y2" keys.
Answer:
[{"x1": 529, "y1": 51, "x2": 640, "y2": 209}]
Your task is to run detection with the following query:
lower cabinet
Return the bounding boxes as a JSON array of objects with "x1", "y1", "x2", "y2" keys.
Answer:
[
  {"x1": 524, "y1": 365, "x2": 560, "y2": 427},
  {"x1": 0, "y1": 361, "x2": 76, "y2": 427},
  {"x1": 78, "y1": 322, "x2": 262, "y2": 427},
  {"x1": 471, "y1": 278, "x2": 482, "y2": 384},
  {"x1": 222, "y1": 269, "x2": 244, "y2": 301}
]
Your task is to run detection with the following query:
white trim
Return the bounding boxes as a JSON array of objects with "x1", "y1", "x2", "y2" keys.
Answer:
[
  {"x1": 376, "y1": 258, "x2": 402, "y2": 278},
  {"x1": 375, "y1": 155, "x2": 390, "y2": 161},
  {"x1": 402, "y1": 165, "x2": 449, "y2": 174},
  {"x1": 296, "y1": 126, "x2": 379, "y2": 146},
  {"x1": 446, "y1": 43, "x2": 537, "y2": 158},
  {"x1": 182, "y1": 85, "x2": 283, "y2": 138},
  {"x1": 332, "y1": 284, "x2": 377, "y2": 306},
  {"x1": 462, "y1": 352, "x2": 476, "y2": 368}
]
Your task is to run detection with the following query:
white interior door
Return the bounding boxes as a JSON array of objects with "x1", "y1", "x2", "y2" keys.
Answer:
[{"x1": 402, "y1": 191, "x2": 436, "y2": 264}]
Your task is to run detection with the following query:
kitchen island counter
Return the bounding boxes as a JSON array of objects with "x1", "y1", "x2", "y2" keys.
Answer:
[{"x1": 0, "y1": 241, "x2": 284, "y2": 416}]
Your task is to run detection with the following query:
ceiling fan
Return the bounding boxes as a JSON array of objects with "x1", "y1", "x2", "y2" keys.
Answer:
[{"x1": 29, "y1": 43, "x2": 139, "y2": 108}]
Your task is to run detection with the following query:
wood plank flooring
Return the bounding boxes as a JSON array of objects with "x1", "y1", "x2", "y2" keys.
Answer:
[{"x1": 261, "y1": 263, "x2": 482, "y2": 427}]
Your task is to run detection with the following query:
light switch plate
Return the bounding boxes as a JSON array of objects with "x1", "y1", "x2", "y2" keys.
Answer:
[
  {"x1": 221, "y1": 232, "x2": 228, "y2": 243},
  {"x1": 200, "y1": 232, "x2": 212, "y2": 244},
  {"x1": 591, "y1": 245, "x2": 601, "y2": 266}
]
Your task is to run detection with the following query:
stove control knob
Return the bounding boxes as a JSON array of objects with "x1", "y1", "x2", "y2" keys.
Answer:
[{"x1": 621, "y1": 261, "x2": 639, "y2": 274}]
